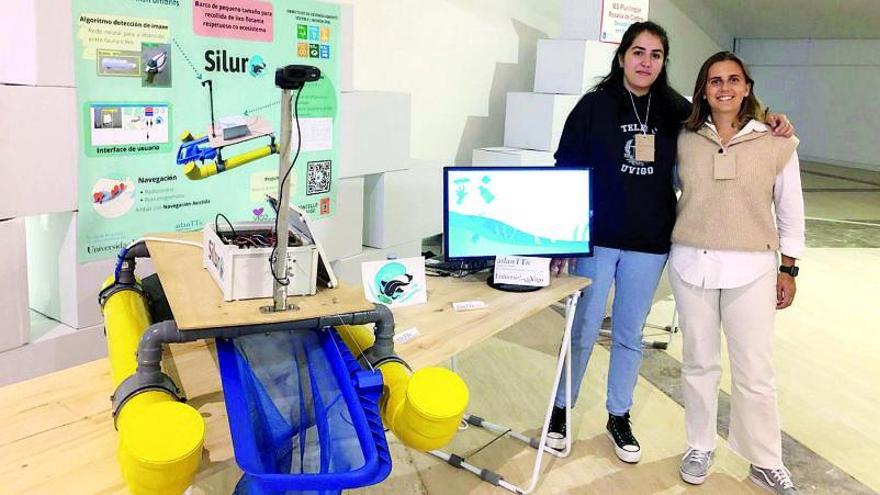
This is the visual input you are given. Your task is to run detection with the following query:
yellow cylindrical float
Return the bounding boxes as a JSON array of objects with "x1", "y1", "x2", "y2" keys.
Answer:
[
  {"x1": 336, "y1": 325, "x2": 469, "y2": 451},
  {"x1": 101, "y1": 278, "x2": 205, "y2": 495}
]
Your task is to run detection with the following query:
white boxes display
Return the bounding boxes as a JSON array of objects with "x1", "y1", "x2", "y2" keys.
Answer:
[
  {"x1": 340, "y1": 91, "x2": 411, "y2": 178},
  {"x1": 331, "y1": 239, "x2": 422, "y2": 285},
  {"x1": 503, "y1": 92, "x2": 580, "y2": 152},
  {"x1": 308, "y1": 177, "x2": 364, "y2": 261},
  {"x1": 0, "y1": 0, "x2": 74, "y2": 86},
  {"x1": 362, "y1": 160, "x2": 443, "y2": 249},
  {"x1": 559, "y1": 0, "x2": 602, "y2": 41},
  {"x1": 0, "y1": 85, "x2": 78, "y2": 219},
  {"x1": 0, "y1": 324, "x2": 106, "y2": 387},
  {"x1": 472, "y1": 147, "x2": 555, "y2": 167},
  {"x1": 340, "y1": 3, "x2": 354, "y2": 93},
  {"x1": 534, "y1": 39, "x2": 616, "y2": 95},
  {"x1": 0, "y1": 218, "x2": 30, "y2": 352},
  {"x1": 203, "y1": 222, "x2": 319, "y2": 301},
  {"x1": 25, "y1": 212, "x2": 126, "y2": 329}
]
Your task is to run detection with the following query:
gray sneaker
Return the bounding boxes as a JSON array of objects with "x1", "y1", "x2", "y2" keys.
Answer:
[
  {"x1": 680, "y1": 448, "x2": 714, "y2": 485},
  {"x1": 749, "y1": 465, "x2": 800, "y2": 494}
]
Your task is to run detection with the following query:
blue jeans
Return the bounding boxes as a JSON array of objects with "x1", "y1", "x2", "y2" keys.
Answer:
[{"x1": 554, "y1": 246, "x2": 667, "y2": 415}]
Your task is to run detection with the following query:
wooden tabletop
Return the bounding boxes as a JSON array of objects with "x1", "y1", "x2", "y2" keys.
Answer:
[
  {"x1": 0, "y1": 261, "x2": 588, "y2": 494},
  {"x1": 146, "y1": 232, "x2": 375, "y2": 330},
  {"x1": 393, "y1": 273, "x2": 589, "y2": 369}
]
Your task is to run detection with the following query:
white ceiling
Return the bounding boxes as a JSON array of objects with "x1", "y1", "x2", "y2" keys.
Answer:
[{"x1": 670, "y1": 0, "x2": 880, "y2": 39}]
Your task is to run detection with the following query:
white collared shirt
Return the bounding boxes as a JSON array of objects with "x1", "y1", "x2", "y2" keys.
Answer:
[{"x1": 670, "y1": 120, "x2": 805, "y2": 289}]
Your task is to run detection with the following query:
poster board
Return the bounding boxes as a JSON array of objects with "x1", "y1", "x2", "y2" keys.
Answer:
[{"x1": 72, "y1": 0, "x2": 341, "y2": 262}]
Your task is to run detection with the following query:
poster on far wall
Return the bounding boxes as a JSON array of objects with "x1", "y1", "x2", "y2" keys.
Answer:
[
  {"x1": 72, "y1": 0, "x2": 341, "y2": 262},
  {"x1": 600, "y1": 0, "x2": 650, "y2": 44}
]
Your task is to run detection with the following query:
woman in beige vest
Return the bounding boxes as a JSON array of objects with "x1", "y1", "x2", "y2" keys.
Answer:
[{"x1": 671, "y1": 51, "x2": 804, "y2": 494}]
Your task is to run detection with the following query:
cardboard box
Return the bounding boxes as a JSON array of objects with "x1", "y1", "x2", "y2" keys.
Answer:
[
  {"x1": 308, "y1": 176, "x2": 364, "y2": 261},
  {"x1": 25, "y1": 212, "x2": 155, "y2": 329},
  {"x1": 363, "y1": 160, "x2": 443, "y2": 249},
  {"x1": 330, "y1": 239, "x2": 422, "y2": 285},
  {"x1": 0, "y1": 0, "x2": 74, "y2": 86},
  {"x1": 0, "y1": 218, "x2": 30, "y2": 352},
  {"x1": 472, "y1": 147, "x2": 555, "y2": 167},
  {"x1": 534, "y1": 39, "x2": 616, "y2": 95},
  {"x1": 340, "y1": 92, "x2": 411, "y2": 178},
  {"x1": 0, "y1": 85, "x2": 78, "y2": 219},
  {"x1": 503, "y1": 92, "x2": 580, "y2": 152}
]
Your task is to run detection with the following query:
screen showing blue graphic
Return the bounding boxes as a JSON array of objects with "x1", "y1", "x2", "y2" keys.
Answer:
[{"x1": 444, "y1": 166, "x2": 592, "y2": 261}]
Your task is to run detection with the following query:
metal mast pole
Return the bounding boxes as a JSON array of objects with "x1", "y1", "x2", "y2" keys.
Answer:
[{"x1": 271, "y1": 88, "x2": 294, "y2": 311}]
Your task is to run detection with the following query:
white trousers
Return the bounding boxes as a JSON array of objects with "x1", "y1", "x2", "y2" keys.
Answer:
[{"x1": 669, "y1": 267, "x2": 783, "y2": 469}]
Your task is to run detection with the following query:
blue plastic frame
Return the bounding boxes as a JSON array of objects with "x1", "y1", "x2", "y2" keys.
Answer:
[{"x1": 216, "y1": 327, "x2": 391, "y2": 493}]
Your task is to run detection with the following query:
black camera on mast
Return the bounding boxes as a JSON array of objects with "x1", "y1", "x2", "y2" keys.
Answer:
[{"x1": 275, "y1": 65, "x2": 321, "y2": 90}]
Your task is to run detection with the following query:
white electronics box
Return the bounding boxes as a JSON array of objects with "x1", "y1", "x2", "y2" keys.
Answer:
[{"x1": 202, "y1": 206, "x2": 337, "y2": 301}]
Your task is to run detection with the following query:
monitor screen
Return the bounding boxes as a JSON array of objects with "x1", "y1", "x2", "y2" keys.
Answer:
[{"x1": 443, "y1": 166, "x2": 592, "y2": 261}]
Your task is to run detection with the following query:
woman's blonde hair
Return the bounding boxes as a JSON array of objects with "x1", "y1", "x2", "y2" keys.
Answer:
[{"x1": 684, "y1": 51, "x2": 766, "y2": 132}]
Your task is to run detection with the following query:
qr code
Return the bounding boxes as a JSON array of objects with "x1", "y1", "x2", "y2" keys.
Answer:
[{"x1": 306, "y1": 160, "x2": 331, "y2": 195}]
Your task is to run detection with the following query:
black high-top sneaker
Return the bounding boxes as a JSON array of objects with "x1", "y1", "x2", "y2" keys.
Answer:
[
  {"x1": 546, "y1": 405, "x2": 567, "y2": 450},
  {"x1": 606, "y1": 412, "x2": 641, "y2": 463}
]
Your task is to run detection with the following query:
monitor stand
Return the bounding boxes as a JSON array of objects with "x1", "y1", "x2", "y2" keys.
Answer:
[{"x1": 485, "y1": 269, "x2": 542, "y2": 293}]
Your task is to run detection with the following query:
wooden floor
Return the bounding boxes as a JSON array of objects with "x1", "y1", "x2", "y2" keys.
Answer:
[{"x1": 352, "y1": 309, "x2": 769, "y2": 495}]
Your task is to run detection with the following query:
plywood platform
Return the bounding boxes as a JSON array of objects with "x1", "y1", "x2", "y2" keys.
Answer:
[{"x1": 146, "y1": 232, "x2": 375, "y2": 330}]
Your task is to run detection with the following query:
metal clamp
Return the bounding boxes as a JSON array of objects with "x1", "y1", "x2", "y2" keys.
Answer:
[
  {"x1": 98, "y1": 282, "x2": 144, "y2": 308},
  {"x1": 110, "y1": 371, "x2": 184, "y2": 428}
]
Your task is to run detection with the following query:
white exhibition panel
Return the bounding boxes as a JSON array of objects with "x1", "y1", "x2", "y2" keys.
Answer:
[
  {"x1": 534, "y1": 39, "x2": 616, "y2": 95},
  {"x1": 737, "y1": 39, "x2": 880, "y2": 171},
  {"x1": 308, "y1": 176, "x2": 364, "y2": 262},
  {"x1": 504, "y1": 92, "x2": 580, "y2": 152},
  {"x1": 25, "y1": 211, "x2": 155, "y2": 329},
  {"x1": 0, "y1": 0, "x2": 74, "y2": 86},
  {"x1": 339, "y1": 91, "x2": 412, "y2": 178},
  {"x1": 471, "y1": 147, "x2": 555, "y2": 167},
  {"x1": 559, "y1": 0, "x2": 603, "y2": 40},
  {"x1": 0, "y1": 219, "x2": 30, "y2": 353},
  {"x1": 330, "y1": 238, "x2": 422, "y2": 286},
  {"x1": 362, "y1": 160, "x2": 443, "y2": 249},
  {"x1": 0, "y1": 324, "x2": 105, "y2": 388},
  {"x1": 0, "y1": 85, "x2": 78, "y2": 220}
]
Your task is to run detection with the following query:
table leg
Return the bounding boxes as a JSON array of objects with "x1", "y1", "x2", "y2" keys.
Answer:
[{"x1": 427, "y1": 292, "x2": 580, "y2": 494}]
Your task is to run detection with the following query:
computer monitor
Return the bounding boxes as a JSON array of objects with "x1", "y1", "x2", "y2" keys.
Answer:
[{"x1": 443, "y1": 166, "x2": 592, "y2": 262}]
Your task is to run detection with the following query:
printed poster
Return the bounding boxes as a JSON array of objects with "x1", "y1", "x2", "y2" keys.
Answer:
[
  {"x1": 72, "y1": 0, "x2": 341, "y2": 262},
  {"x1": 600, "y1": 0, "x2": 650, "y2": 44}
]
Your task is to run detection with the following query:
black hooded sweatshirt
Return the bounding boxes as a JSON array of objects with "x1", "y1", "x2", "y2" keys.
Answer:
[{"x1": 555, "y1": 82, "x2": 691, "y2": 254}]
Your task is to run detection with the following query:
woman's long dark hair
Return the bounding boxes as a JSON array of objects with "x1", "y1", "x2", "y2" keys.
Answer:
[
  {"x1": 684, "y1": 51, "x2": 766, "y2": 131},
  {"x1": 593, "y1": 21, "x2": 684, "y2": 128}
]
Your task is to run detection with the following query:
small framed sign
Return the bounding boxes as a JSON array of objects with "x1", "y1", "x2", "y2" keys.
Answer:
[{"x1": 361, "y1": 257, "x2": 427, "y2": 308}]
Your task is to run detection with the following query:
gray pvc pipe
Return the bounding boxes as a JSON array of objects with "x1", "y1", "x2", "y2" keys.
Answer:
[{"x1": 134, "y1": 303, "x2": 400, "y2": 384}]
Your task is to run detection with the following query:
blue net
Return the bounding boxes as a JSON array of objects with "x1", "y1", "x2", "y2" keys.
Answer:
[{"x1": 217, "y1": 328, "x2": 391, "y2": 495}]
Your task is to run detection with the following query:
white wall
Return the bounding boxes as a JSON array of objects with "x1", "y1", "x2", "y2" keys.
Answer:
[
  {"x1": 649, "y1": 0, "x2": 731, "y2": 96},
  {"x1": 737, "y1": 39, "x2": 880, "y2": 171},
  {"x1": 338, "y1": 0, "x2": 560, "y2": 165}
]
